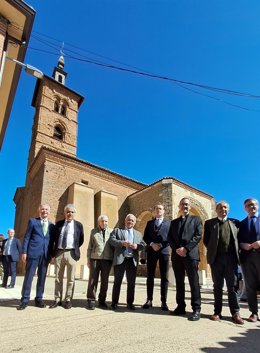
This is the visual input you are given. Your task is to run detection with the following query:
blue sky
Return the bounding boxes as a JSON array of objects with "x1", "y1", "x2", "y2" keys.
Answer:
[{"x1": 1, "y1": 0, "x2": 260, "y2": 236}]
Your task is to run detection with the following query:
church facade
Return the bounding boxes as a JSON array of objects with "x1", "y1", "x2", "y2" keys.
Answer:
[{"x1": 14, "y1": 58, "x2": 215, "y2": 277}]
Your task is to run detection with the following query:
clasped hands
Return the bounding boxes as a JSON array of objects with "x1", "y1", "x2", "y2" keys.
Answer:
[
  {"x1": 241, "y1": 241, "x2": 260, "y2": 251},
  {"x1": 176, "y1": 247, "x2": 187, "y2": 257},
  {"x1": 122, "y1": 240, "x2": 137, "y2": 250}
]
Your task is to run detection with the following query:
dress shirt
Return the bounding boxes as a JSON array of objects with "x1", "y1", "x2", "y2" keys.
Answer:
[
  {"x1": 58, "y1": 220, "x2": 75, "y2": 249},
  {"x1": 125, "y1": 228, "x2": 133, "y2": 257},
  {"x1": 3, "y1": 237, "x2": 13, "y2": 255}
]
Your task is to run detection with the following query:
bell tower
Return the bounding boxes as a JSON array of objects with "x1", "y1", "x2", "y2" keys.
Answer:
[{"x1": 27, "y1": 56, "x2": 84, "y2": 171}]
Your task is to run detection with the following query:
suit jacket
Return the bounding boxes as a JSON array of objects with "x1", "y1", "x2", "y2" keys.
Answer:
[
  {"x1": 143, "y1": 218, "x2": 171, "y2": 255},
  {"x1": 167, "y1": 215, "x2": 202, "y2": 261},
  {"x1": 53, "y1": 220, "x2": 84, "y2": 261},
  {"x1": 203, "y1": 217, "x2": 240, "y2": 265},
  {"x1": 22, "y1": 218, "x2": 55, "y2": 260},
  {"x1": 109, "y1": 227, "x2": 145, "y2": 267},
  {"x1": 2, "y1": 237, "x2": 22, "y2": 262},
  {"x1": 238, "y1": 216, "x2": 260, "y2": 263}
]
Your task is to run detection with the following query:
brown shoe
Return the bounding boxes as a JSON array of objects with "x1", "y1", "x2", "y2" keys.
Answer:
[
  {"x1": 248, "y1": 314, "x2": 258, "y2": 323},
  {"x1": 232, "y1": 313, "x2": 244, "y2": 325},
  {"x1": 210, "y1": 314, "x2": 222, "y2": 321}
]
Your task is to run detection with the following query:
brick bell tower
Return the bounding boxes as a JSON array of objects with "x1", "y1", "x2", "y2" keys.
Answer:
[{"x1": 27, "y1": 55, "x2": 84, "y2": 171}]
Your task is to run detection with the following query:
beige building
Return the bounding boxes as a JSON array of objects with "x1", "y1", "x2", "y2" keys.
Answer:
[
  {"x1": 0, "y1": 0, "x2": 35, "y2": 150},
  {"x1": 14, "y1": 57, "x2": 215, "y2": 277}
]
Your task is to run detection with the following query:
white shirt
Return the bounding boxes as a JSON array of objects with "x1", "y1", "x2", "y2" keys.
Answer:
[{"x1": 58, "y1": 220, "x2": 75, "y2": 249}]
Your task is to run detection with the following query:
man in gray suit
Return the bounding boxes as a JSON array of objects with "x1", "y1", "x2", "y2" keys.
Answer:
[
  {"x1": 109, "y1": 214, "x2": 145, "y2": 310},
  {"x1": 204, "y1": 201, "x2": 244, "y2": 324}
]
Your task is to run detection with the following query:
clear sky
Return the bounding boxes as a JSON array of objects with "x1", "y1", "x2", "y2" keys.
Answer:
[{"x1": 1, "y1": 0, "x2": 260, "y2": 236}]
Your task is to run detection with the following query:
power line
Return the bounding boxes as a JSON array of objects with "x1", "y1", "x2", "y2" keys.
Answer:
[{"x1": 29, "y1": 32, "x2": 260, "y2": 99}]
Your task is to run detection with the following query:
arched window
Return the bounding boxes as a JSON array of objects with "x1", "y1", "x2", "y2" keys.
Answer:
[
  {"x1": 60, "y1": 104, "x2": 67, "y2": 116},
  {"x1": 53, "y1": 125, "x2": 64, "y2": 140},
  {"x1": 54, "y1": 101, "x2": 59, "y2": 113}
]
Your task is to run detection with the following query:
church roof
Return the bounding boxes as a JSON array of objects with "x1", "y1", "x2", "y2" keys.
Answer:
[{"x1": 31, "y1": 74, "x2": 85, "y2": 108}]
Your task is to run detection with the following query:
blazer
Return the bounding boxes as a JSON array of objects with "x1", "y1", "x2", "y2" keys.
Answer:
[
  {"x1": 87, "y1": 227, "x2": 114, "y2": 261},
  {"x1": 2, "y1": 237, "x2": 22, "y2": 262},
  {"x1": 203, "y1": 217, "x2": 240, "y2": 265},
  {"x1": 109, "y1": 227, "x2": 145, "y2": 267},
  {"x1": 238, "y1": 216, "x2": 260, "y2": 263},
  {"x1": 143, "y1": 218, "x2": 171, "y2": 255},
  {"x1": 22, "y1": 218, "x2": 55, "y2": 260},
  {"x1": 167, "y1": 214, "x2": 202, "y2": 261},
  {"x1": 53, "y1": 219, "x2": 84, "y2": 261}
]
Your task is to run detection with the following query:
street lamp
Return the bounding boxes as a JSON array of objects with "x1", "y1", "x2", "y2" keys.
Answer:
[{"x1": 6, "y1": 57, "x2": 43, "y2": 79}]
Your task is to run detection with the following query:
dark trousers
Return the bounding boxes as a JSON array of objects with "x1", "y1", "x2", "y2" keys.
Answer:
[
  {"x1": 21, "y1": 254, "x2": 49, "y2": 304},
  {"x1": 211, "y1": 253, "x2": 240, "y2": 316},
  {"x1": 146, "y1": 250, "x2": 169, "y2": 303},
  {"x1": 2, "y1": 256, "x2": 17, "y2": 287},
  {"x1": 87, "y1": 259, "x2": 112, "y2": 303},
  {"x1": 112, "y1": 258, "x2": 137, "y2": 305},
  {"x1": 172, "y1": 255, "x2": 201, "y2": 312},
  {"x1": 241, "y1": 251, "x2": 260, "y2": 315}
]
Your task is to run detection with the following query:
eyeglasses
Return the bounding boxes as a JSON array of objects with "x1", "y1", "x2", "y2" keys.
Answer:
[{"x1": 66, "y1": 211, "x2": 75, "y2": 214}]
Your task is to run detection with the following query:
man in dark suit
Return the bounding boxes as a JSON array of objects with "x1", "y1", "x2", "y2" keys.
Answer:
[
  {"x1": 109, "y1": 214, "x2": 145, "y2": 310},
  {"x1": 238, "y1": 198, "x2": 260, "y2": 323},
  {"x1": 203, "y1": 201, "x2": 244, "y2": 324},
  {"x1": 1, "y1": 229, "x2": 22, "y2": 288},
  {"x1": 17, "y1": 204, "x2": 55, "y2": 310},
  {"x1": 142, "y1": 204, "x2": 171, "y2": 310},
  {"x1": 49, "y1": 204, "x2": 84, "y2": 309},
  {"x1": 167, "y1": 197, "x2": 202, "y2": 321}
]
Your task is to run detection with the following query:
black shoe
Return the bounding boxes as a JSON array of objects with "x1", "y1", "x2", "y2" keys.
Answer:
[
  {"x1": 127, "y1": 304, "x2": 135, "y2": 310},
  {"x1": 188, "y1": 311, "x2": 200, "y2": 321},
  {"x1": 64, "y1": 301, "x2": 72, "y2": 309},
  {"x1": 161, "y1": 303, "x2": 169, "y2": 311},
  {"x1": 142, "y1": 300, "x2": 153, "y2": 309},
  {"x1": 17, "y1": 303, "x2": 27, "y2": 310},
  {"x1": 49, "y1": 301, "x2": 62, "y2": 309},
  {"x1": 35, "y1": 300, "x2": 46, "y2": 308},
  {"x1": 86, "y1": 301, "x2": 95, "y2": 310},
  {"x1": 98, "y1": 301, "x2": 108, "y2": 309},
  {"x1": 111, "y1": 303, "x2": 118, "y2": 310},
  {"x1": 171, "y1": 307, "x2": 186, "y2": 316},
  {"x1": 7, "y1": 285, "x2": 14, "y2": 289},
  {"x1": 1, "y1": 284, "x2": 7, "y2": 288}
]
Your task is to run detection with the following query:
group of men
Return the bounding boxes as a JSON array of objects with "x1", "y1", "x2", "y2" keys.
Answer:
[{"x1": 1, "y1": 197, "x2": 260, "y2": 325}]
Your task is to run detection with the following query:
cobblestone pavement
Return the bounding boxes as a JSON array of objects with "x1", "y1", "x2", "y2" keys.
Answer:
[{"x1": 0, "y1": 275, "x2": 259, "y2": 353}]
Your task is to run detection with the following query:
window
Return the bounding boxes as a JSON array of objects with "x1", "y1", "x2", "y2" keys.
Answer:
[
  {"x1": 61, "y1": 104, "x2": 67, "y2": 116},
  {"x1": 53, "y1": 125, "x2": 64, "y2": 140},
  {"x1": 54, "y1": 101, "x2": 59, "y2": 112}
]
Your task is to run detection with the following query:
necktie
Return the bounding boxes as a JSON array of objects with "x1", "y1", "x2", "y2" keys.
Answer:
[
  {"x1": 42, "y1": 220, "x2": 48, "y2": 236},
  {"x1": 62, "y1": 222, "x2": 69, "y2": 249},
  {"x1": 126, "y1": 229, "x2": 133, "y2": 256},
  {"x1": 250, "y1": 217, "x2": 257, "y2": 239}
]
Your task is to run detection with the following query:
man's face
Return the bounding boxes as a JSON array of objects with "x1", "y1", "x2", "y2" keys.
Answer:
[
  {"x1": 154, "y1": 205, "x2": 164, "y2": 218},
  {"x1": 125, "y1": 216, "x2": 136, "y2": 229},
  {"x1": 65, "y1": 208, "x2": 75, "y2": 221},
  {"x1": 245, "y1": 199, "x2": 259, "y2": 217},
  {"x1": 8, "y1": 230, "x2": 15, "y2": 238},
  {"x1": 39, "y1": 205, "x2": 50, "y2": 219},
  {"x1": 179, "y1": 198, "x2": 191, "y2": 216},
  {"x1": 216, "y1": 203, "x2": 229, "y2": 219},
  {"x1": 99, "y1": 218, "x2": 108, "y2": 230}
]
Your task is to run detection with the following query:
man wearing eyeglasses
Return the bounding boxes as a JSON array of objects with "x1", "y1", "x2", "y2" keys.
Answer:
[
  {"x1": 238, "y1": 198, "x2": 260, "y2": 323},
  {"x1": 49, "y1": 204, "x2": 84, "y2": 309}
]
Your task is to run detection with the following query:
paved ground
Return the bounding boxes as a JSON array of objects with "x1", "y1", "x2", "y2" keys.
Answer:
[{"x1": 0, "y1": 275, "x2": 259, "y2": 353}]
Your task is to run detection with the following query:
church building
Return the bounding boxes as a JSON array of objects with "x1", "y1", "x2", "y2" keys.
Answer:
[{"x1": 13, "y1": 57, "x2": 215, "y2": 277}]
